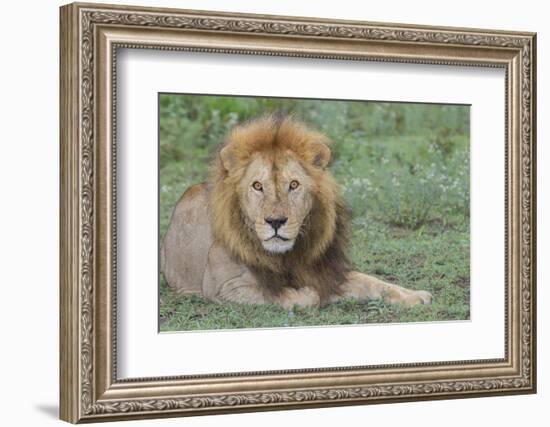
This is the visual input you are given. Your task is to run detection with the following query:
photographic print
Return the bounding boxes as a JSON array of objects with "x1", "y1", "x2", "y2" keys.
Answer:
[
  {"x1": 60, "y1": 4, "x2": 536, "y2": 422},
  {"x1": 159, "y1": 95, "x2": 470, "y2": 332}
]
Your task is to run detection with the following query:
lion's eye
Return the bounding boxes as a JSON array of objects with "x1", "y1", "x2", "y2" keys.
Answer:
[
  {"x1": 252, "y1": 181, "x2": 263, "y2": 192},
  {"x1": 289, "y1": 180, "x2": 300, "y2": 191}
]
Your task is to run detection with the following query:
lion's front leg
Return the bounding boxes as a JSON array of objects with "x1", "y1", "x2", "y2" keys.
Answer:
[
  {"x1": 332, "y1": 271, "x2": 432, "y2": 306},
  {"x1": 202, "y1": 243, "x2": 320, "y2": 309},
  {"x1": 202, "y1": 243, "x2": 267, "y2": 305}
]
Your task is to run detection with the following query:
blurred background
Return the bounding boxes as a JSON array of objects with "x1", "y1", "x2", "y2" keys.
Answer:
[{"x1": 159, "y1": 94, "x2": 470, "y2": 331}]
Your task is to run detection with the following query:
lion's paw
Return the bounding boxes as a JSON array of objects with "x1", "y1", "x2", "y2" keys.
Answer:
[
  {"x1": 405, "y1": 290, "x2": 433, "y2": 306},
  {"x1": 279, "y1": 287, "x2": 321, "y2": 310}
]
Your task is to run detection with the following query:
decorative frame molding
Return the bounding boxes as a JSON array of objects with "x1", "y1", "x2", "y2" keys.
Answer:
[{"x1": 60, "y1": 2, "x2": 536, "y2": 423}]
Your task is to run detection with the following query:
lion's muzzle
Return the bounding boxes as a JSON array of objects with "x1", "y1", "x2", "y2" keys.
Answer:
[{"x1": 265, "y1": 216, "x2": 288, "y2": 231}]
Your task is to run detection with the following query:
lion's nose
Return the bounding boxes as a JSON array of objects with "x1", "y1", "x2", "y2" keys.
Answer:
[{"x1": 265, "y1": 216, "x2": 288, "y2": 231}]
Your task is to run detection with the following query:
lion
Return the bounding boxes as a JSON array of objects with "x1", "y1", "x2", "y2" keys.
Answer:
[{"x1": 161, "y1": 114, "x2": 432, "y2": 310}]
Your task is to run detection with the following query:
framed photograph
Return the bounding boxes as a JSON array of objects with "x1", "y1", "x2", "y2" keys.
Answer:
[{"x1": 59, "y1": 2, "x2": 537, "y2": 423}]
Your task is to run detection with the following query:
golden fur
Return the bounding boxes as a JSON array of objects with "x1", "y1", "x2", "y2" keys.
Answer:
[
  {"x1": 209, "y1": 114, "x2": 350, "y2": 304},
  {"x1": 161, "y1": 114, "x2": 433, "y2": 308}
]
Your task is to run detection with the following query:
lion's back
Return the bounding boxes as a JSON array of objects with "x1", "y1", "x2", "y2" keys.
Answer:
[{"x1": 161, "y1": 183, "x2": 213, "y2": 294}]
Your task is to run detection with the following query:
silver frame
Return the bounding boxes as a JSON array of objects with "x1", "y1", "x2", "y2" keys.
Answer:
[{"x1": 60, "y1": 2, "x2": 537, "y2": 423}]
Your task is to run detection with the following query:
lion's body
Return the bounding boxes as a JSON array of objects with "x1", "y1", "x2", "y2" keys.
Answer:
[
  {"x1": 161, "y1": 115, "x2": 432, "y2": 309},
  {"x1": 161, "y1": 183, "x2": 213, "y2": 295}
]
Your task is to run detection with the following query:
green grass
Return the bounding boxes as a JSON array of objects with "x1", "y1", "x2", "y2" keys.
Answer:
[{"x1": 159, "y1": 95, "x2": 470, "y2": 331}]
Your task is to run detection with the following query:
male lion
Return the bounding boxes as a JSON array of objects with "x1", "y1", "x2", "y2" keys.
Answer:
[{"x1": 161, "y1": 114, "x2": 432, "y2": 309}]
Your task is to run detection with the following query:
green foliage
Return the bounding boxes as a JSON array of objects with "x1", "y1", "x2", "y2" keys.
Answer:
[{"x1": 159, "y1": 94, "x2": 470, "y2": 331}]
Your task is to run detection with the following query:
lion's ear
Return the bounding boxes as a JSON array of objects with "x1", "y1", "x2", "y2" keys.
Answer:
[
  {"x1": 310, "y1": 142, "x2": 331, "y2": 169},
  {"x1": 219, "y1": 145, "x2": 235, "y2": 172}
]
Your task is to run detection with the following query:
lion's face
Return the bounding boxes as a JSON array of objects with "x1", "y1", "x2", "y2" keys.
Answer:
[
  {"x1": 213, "y1": 115, "x2": 340, "y2": 265},
  {"x1": 238, "y1": 152, "x2": 314, "y2": 254}
]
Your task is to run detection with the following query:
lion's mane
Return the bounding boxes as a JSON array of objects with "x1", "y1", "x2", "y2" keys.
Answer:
[{"x1": 209, "y1": 115, "x2": 351, "y2": 304}]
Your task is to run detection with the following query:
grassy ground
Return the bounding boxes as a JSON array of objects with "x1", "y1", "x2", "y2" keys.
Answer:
[{"x1": 159, "y1": 95, "x2": 470, "y2": 331}]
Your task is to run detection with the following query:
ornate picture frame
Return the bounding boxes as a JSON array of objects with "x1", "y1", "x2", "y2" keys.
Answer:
[{"x1": 59, "y1": 2, "x2": 536, "y2": 423}]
